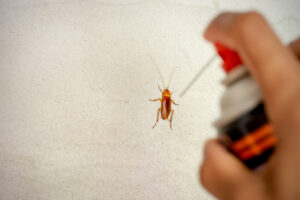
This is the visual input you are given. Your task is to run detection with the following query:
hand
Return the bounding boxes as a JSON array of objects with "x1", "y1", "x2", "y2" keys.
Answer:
[{"x1": 200, "y1": 12, "x2": 300, "y2": 200}]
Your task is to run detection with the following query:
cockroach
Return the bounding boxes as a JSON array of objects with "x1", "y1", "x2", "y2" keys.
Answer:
[{"x1": 149, "y1": 57, "x2": 178, "y2": 130}]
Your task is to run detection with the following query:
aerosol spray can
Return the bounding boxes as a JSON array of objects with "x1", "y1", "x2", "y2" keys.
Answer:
[{"x1": 214, "y1": 43, "x2": 277, "y2": 169}]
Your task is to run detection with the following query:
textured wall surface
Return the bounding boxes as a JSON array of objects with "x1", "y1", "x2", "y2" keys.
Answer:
[{"x1": 0, "y1": 0, "x2": 299, "y2": 199}]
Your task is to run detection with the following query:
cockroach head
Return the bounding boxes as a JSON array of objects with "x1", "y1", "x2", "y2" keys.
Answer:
[{"x1": 163, "y1": 89, "x2": 171, "y2": 97}]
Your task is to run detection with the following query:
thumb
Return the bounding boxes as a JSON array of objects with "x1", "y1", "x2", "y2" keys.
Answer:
[{"x1": 200, "y1": 140, "x2": 268, "y2": 200}]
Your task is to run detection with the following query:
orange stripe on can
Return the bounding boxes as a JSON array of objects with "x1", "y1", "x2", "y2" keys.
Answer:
[
  {"x1": 232, "y1": 124, "x2": 273, "y2": 152},
  {"x1": 239, "y1": 135, "x2": 276, "y2": 160}
]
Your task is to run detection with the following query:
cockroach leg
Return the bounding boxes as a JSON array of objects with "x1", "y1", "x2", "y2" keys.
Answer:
[
  {"x1": 153, "y1": 108, "x2": 161, "y2": 129},
  {"x1": 149, "y1": 98, "x2": 161, "y2": 102},
  {"x1": 171, "y1": 100, "x2": 179, "y2": 105},
  {"x1": 169, "y1": 109, "x2": 174, "y2": 130}
]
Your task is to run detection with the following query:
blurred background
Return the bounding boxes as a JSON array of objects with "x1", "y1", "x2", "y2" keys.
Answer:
[{"x1": 0, "y1": 0, "x2": 299, "y2": 199}]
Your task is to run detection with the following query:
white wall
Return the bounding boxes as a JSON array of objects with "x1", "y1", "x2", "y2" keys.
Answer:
[{"x1": 0, "y1": 0, "x2": 299, "y2": 199}]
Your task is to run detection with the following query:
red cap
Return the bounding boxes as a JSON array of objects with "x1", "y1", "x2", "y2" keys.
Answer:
[{"x1": 214, "y1": 43, "x2": 242, "y2": 73}]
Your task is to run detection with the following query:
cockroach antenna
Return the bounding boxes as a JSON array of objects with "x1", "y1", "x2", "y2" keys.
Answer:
[
  {"x1": 149, "y1": 56, "x2": 166, "y2": 89},
  {"x1": 167, "y1": 65, "x2": 178, "y2": 89},
  {"x1": 179, "y1": 54, "x2": 218, "y2": 98}
]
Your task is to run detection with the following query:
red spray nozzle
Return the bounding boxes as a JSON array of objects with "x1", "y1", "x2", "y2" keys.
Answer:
[{"x1": 214, "y1": 43, "x2": 242, "y2": 73}]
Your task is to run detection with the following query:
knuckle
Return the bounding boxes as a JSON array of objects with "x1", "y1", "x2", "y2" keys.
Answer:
[{"x1": 234, "y1": 11, "x2": 266, "y2": 42}]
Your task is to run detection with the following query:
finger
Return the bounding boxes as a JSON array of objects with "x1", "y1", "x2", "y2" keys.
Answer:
[
  {"x1": 289, "y1": 38, "x2": 300, "y2": 59},
  {"x1": 204, "y1": 12, "x2": 300, "y2": 120},
  {"x1": 200, "y1": 140, "x2": 266, "y2": 200}
]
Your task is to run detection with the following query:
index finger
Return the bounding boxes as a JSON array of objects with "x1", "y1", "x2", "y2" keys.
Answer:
[{"x1": 204, "y1": 12, "x2": 300, "y2": 121}]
